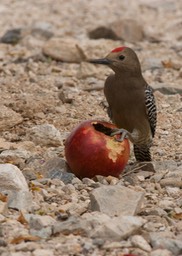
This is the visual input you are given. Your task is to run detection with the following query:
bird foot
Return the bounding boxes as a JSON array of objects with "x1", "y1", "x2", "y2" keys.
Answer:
[{"x1": 111, "y1": 128, "x2": 129, "y2": 142}]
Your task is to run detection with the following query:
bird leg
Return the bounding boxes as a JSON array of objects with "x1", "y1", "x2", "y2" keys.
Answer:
[{"x1": 111, "y1": 128, "x2": 129, "y2": 142}]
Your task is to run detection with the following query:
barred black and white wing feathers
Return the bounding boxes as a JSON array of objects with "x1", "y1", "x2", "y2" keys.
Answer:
[{"x1": 145, "y1": 85, "x2": 157, "y2": 138}]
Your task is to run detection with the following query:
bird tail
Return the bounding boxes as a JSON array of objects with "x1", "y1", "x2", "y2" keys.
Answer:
[{"x1": 134, "y1": 144, "x2": 152, "y2": 162}]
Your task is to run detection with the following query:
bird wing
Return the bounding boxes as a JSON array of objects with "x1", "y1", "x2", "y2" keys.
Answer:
[{"x1": 145, "y1": 85, "x2": 157, "y2": 137}]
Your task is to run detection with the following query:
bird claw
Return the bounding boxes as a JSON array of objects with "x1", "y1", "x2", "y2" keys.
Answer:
[{"x1": 111, "y1": 128, "x2": 129, "y2": 142}]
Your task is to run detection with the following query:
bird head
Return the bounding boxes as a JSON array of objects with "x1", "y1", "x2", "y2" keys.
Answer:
[{"x1": 89, "y1": 46, "x2": 141, "y2": 74}]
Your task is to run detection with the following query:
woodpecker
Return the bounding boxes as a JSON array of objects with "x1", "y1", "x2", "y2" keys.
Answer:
[{"x1": 89, "y1": 46, "x2": 157, "y2": 162}]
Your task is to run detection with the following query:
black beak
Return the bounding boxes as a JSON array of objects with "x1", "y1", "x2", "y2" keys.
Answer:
[{"x1": 88, "y1": 58, "x2": 112, "y2": 65}]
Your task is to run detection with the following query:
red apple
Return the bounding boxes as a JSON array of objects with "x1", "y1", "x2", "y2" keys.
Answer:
[{"x1": 65, "y1": 120, "x2": 130, "y2": 178}]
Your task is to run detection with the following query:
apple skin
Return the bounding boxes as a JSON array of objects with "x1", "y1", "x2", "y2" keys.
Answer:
[{"x1": 65, "y1": 120, "x2": 130, "y2": 178}]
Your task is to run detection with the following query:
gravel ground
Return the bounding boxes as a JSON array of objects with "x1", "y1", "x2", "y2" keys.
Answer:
[{"x1": 0, "y1": 1, "x2": 182, "y2": 256}]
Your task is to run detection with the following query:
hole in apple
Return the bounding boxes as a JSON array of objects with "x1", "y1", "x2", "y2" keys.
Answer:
[{"x1": 92, "y1": 123, "x2": 113, "y2": 136}]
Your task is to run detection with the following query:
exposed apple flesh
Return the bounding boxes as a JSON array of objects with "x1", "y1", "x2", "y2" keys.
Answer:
[{"x1": 65, "y1": 120, "x2": 130, "y2": 178}]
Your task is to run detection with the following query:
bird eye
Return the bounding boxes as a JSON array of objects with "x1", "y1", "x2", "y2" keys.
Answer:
[{"x1": 119, "y1": 55, "x2": 125, "y2": 60}]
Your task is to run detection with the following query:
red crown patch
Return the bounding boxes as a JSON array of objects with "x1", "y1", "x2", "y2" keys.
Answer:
[{"x1": 111, "y1": 46, "x2": 126, "y2": 53}]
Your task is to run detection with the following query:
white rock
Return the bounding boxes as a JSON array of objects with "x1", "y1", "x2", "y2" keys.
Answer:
[
  {"x1": 8, "y1": 190, "x2": 32, "y2": 211},
  {"x1": 150, "y1": 249, "x2": 173, "y2": 256},
  {"x1": 0, "y1": 164, "x2": 29, "y2": 191},
  {"x1": 93, "y1": 216, "x2": 146, "y2": 241},
  {"x1": 0, "y1": 164, "x2": 32, "y2": 211},
  {"x1": 90, "y1": 185, "x2": 145, "y2": 216},
  {"x1": 43, "y1": 38, "x2": 86, "y2": 63},
  {"x1": 32, "y1": 249, "x2": 54, "y2": 256},
  {"x1": 83, "y1": 212, "x2": 146, "y2": 241},
  {"x1": 0, "y1": 105, "x2": 23, "y2": 132},
  {"x1": 130, "y1": 235, "x2": 152, "y2": 252},
  {"x1": 27, "y1": 124, "x2": 63, "y2": 146},
  {"x1": 26, "y1": 214, "x2": 56, "y2": 229},
  {"x1": 0, "y1": 149, "x2": 32, "y2": 160}
]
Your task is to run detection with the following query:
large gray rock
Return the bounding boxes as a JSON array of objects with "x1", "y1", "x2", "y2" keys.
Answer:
[
  {"x1": 88, "y1": 26, "x2": 119, "y2": 40},
  {"x1": 0, "y1": 149, "x2": 32, "y2": 160},
  {"x1": 110, "y1": 19, "x2": 144, "y2": 42},
  {"x1": 0, "y1": 28, "x2": 22, "y2": 44},
  {"x1": 89, "y1": 19, "x2": 144, "y2": 43},
  {"x1": 25, "y1": 214, "x2": 56, "y2": 239},
  {"x1": 26, "y1": 214, "x2": 56, "y2": 230},
  {"x1": 53, "y1": 216, "x2": 91, "y2": 236},
  {"x1": 41, "y1": 157, "x2": 75, "y2": 184},
  {"x1": 0, "y1": 164, "x2": 32, "y2": 211},
  {"x1": 53, "y1": 212, "x2": 146, "y2": 241},
  {"x1": 150, "y1": 236, "x2": 182, "y2": 256},
  {"x1": 92, "y1": 216, "x2": 146, "y2": 241},
  {"x1": 152, "y1": 83, "x2": 182, "y2": 95},
  {"x1": 27, "y1": 124, "x2": 63, "y2": 146},
  {"x1": 90, "y1": 185, "x2": 144, "y2": 216},
  {"x1": 83, "y1": 212, "x2": 146, "y2": 241}
]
